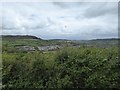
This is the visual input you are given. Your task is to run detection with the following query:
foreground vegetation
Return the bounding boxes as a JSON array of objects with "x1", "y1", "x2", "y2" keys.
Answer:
[
  {"x1": 2, "y1": 46, "x2": 120, "y2": 88},
  {"x1": 2, "y1": 35, "x2": 120, "y2": 89}
]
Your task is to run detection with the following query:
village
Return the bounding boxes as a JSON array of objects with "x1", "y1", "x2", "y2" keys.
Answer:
[
  {"x1": 17, "y1": 45, "x2": 61, "y2": 52},
  {"x1": 16, "y1": 44, "x2": 81, "y2": 52}
]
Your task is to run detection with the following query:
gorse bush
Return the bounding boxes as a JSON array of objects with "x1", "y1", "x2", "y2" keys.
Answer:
[{"x1": 2, "y1": 47, "x2": 120, "y2": 88}]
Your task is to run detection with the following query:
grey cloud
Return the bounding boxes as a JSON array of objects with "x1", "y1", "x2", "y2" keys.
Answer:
[
  {"x1": 53, "y1": 2, "x2": 85, "y2": 8},
  {"x1": 1, "y1": 2, "x2": 118, "y2": 40},
  {"x1": 84, "y1": 2, "x2": 117, "y2": 18}
]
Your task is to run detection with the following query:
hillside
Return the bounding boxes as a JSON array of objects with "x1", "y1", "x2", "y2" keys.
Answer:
[
  {"x1": 73, "y1": 38, "x2": 119, "y2": 48},
  {"x1": 2, "y1": 35, "x2": 41, "y2": 40},
  {"x1": 2, "y1": 35, "x2": 74, "y2": 52},
  {"x1": 2, "y1": 35, "x2": 119, "y2": 53}
]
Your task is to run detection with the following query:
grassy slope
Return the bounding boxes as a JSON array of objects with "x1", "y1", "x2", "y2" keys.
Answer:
[
  {"x1": 2, "y1": 35, "x2": 119, "y2": 47},
  {"x1": 2, "y1": 36, "x2": 71, "y2": 48}
]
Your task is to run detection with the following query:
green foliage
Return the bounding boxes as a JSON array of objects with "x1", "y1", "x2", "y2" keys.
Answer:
[{"x1": 2, "y1": 46, "x2": 120, "y2": 89}]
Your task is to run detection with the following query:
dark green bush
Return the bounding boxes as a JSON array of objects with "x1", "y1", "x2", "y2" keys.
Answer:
[{"x1": 2, "y1": 47, "x2": 120, "y2": 88}]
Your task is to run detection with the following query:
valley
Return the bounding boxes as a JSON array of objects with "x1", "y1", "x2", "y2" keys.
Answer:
[{"x1": 1, "y1": 35, "x2": 120, "y2": 89}]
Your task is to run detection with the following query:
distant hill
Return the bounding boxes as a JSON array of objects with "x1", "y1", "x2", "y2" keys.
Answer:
[
  {"x1": 88, "y1": 38, "x2": 119, "y2": 44},
  {"x1": 2, "y1": 35, "x2": 42, "y2": 40},
  {"x1": 72, "y1": 38, "x2": 119, "y2": 48},
  {"x1": 90, "y1": 38, "x2": 120, "y2": 41},
  {"x1": 2, "y1": 35, "x2": 119, "y2": 41},
  {"x1": 2, "y1": 35, "x2": 119, "y2": 49}
]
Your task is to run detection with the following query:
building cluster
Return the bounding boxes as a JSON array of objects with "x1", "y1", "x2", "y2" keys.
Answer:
[{"x1": 17, "y1": 45, "x2": 61, "y2": 52}]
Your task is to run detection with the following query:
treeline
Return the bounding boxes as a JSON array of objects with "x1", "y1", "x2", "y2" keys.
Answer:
[
  {"x1": 2, "y1": 46, "x2": 120, "y2": 89},
  {"x1": 2, "y1": 35, "x2": 41, "y2": 40}
]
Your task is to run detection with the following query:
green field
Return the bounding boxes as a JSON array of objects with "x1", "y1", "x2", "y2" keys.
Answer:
[{"x1": 2, "y1": 35, "x2": 120, "y2": 89}]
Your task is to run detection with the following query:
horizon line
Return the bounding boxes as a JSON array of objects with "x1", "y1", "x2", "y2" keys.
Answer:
[{"x1": 1, "y1": 34, "x2": 119, "y2": 41}]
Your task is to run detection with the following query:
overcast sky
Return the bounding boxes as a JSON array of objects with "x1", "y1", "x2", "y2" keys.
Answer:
[{"x1": 1, "y1": 2, "x2": 118, "y2": 40}]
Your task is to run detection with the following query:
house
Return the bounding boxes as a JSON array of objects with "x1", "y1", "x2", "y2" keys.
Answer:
[{"x1": 17, "y1": 46, "x2": 35, "y2": 51}]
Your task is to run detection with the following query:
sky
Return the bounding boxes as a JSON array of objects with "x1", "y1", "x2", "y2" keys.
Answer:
[{"x1": 1, "y1": 2, "x2": 118, "y2": 40}]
